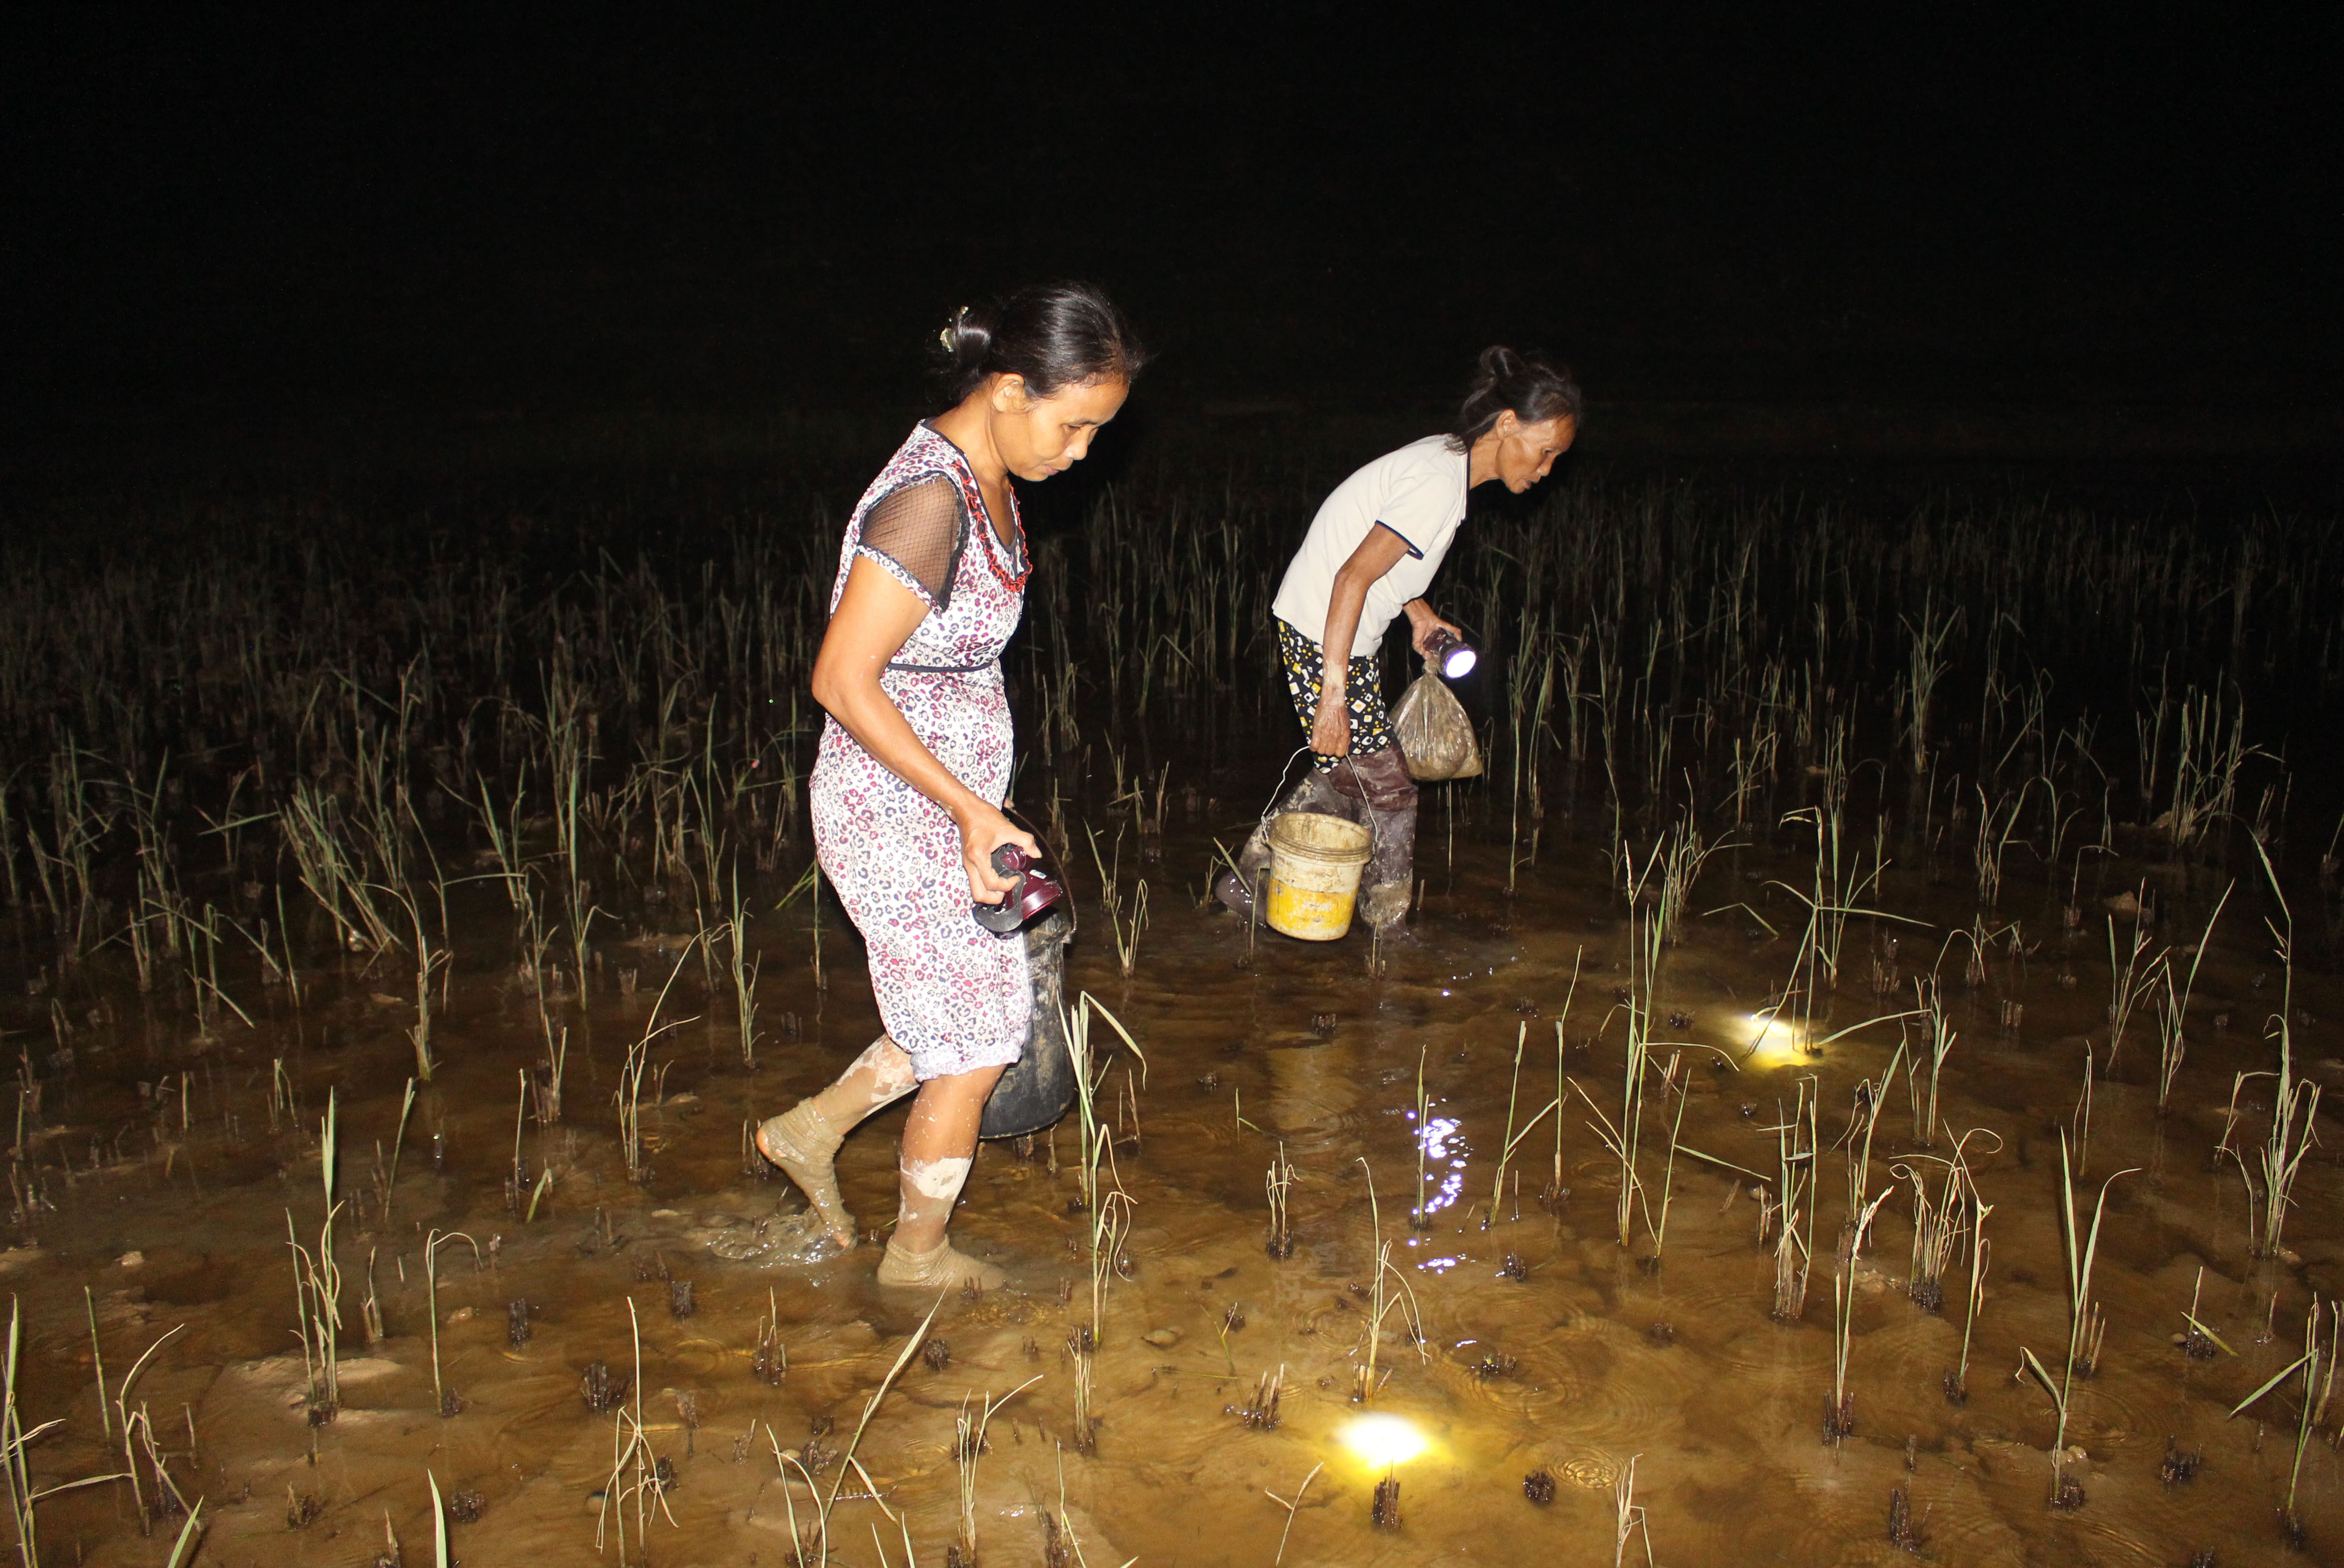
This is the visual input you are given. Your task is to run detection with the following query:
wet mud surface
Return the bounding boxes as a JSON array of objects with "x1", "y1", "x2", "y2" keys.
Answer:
[
  {"x1": 3, "y1": 791, "x2": 2340, "y2": 1568},
  {"x1": 3, "y1": 463, "x2": 2341, "y2": 1564}
]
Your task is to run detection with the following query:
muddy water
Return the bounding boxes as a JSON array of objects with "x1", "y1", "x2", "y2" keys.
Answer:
[{"x1": 4, "y1": 790, "x2": 2341, "y2": 1567}]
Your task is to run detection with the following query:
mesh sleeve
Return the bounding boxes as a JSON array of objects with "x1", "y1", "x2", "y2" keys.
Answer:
[{"x1": 856, "y1": 473, "x2": 968, "y2": 609}]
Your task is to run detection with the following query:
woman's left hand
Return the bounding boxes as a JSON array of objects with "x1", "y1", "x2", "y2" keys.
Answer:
[
  {"x1": 1408, "y1": 608, "x2": 1463, "y2": 656},
  {"x1": 956, "y1": 800, "x2": 1040, "y2": 905}
]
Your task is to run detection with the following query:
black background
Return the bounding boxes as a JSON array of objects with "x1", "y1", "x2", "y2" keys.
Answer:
[{"x1": 6, "y1": 8, "x2": 2340, "y2": 461}]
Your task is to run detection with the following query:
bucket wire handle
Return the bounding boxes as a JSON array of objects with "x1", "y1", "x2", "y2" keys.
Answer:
[
  {"x1": 1252, "y1": 745, "x2": 1316, "y2": 828},
  {"x1": 1256, "y1": 744, "x2": 1384, "y2": 856}
]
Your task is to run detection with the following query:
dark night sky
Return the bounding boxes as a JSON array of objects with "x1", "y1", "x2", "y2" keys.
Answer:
[{"x1": 5, "y1": 9, "x2": 2340, "y2": 457}]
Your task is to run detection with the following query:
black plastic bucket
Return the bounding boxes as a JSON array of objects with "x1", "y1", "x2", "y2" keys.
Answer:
[{"x1": 978, "y1": 900, "x2": 1077, "y2": 1139}]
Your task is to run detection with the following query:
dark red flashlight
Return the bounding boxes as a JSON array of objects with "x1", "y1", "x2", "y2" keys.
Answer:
[{"x1": 973, "y1": 840, "x2": 1065, "y2": 934}]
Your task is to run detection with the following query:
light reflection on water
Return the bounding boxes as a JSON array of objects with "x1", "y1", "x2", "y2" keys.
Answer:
[
  {"x1": 1407, "y1": 1108, "x2": 1469, "y2": 1224},
  {"x1": 1338, "y1": 1411, "x2": 1430, "y2": 1467},
  {"x1": 1741, "y1": 1011, "x2": 1806, "y2": 1065}
]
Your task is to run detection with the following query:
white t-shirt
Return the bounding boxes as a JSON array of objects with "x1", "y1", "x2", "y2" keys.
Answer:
[{"x1": 1270, "y1": 434, "x2": 1470, "y2": 661}]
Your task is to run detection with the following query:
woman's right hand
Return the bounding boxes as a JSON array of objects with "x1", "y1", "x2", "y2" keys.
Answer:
[
  {"x1": 1309, "y1": 695, "x2": 1352, "y2": 757},
  {"x1": 957, "y1": 801, "x2": 1041, "y2": 904}
]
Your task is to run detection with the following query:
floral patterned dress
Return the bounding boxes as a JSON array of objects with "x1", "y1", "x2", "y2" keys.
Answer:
[{"x1": 809, "y1": 423, "x2": 1032, "y2": 1080}]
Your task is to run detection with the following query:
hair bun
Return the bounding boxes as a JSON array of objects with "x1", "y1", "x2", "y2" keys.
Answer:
[
  {"x1": 932, "y1": 283, "x2": 1145, "y2": 406},
  {"x1": 937, "y1": 304, "x2": 996, "y2": 373},
  {"x1": 1450, "y1": 344, "x2": 1584, "y2": 452}
]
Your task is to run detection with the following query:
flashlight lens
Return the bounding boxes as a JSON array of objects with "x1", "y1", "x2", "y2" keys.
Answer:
[{"x1": 1441, "y1": 645, "x2": 1477, "y2": 679}]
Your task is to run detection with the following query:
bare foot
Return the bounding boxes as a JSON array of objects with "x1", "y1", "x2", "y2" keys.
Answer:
[
  {"x1": 876, "y1": 1235, "x2": 1007, "y2": 1292},
  {"x1": 754, "y1": 1102, "x2": 858, "y2": 1251}
]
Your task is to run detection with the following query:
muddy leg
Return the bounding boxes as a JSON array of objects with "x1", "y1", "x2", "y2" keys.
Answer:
[
  {"x1": 1330, "y1": 746, "x2": 1419, "y2": 933},
  {"x1": 878, "y1": 1064, "x2": 1009, "y2": 1291},
  {"x1": 755, "y1": 1036, "x2": 919, "y2": 1248}
]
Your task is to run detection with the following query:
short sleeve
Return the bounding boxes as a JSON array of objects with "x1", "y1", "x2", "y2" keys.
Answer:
[
  {"x1": 1369, "y1": 452, "x2": 1453, "y2": 562},
  {"x1": 1372, "y1": 470, "x2": 1442, "y2": 555},
  {"x1": 1372, "y1": 519, "x2": 1426, "y2": 560},
  {"x1": 856, "y1": 474, "x2": 969, "y2": 609}
]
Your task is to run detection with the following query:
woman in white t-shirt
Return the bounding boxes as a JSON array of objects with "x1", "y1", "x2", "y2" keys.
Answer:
[{"x1": 1220, "y1": 347, "x2": 1581, "y2": 934}]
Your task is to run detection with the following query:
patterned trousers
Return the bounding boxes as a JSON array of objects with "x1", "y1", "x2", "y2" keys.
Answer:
[{"x1": 1276, "y1": 619, "x2": 1395, "y2": 769}]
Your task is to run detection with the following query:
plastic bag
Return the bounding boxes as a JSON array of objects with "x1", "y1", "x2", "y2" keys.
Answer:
[{"x1": 1392, "y1": 671, "x2": 1483, "y2": 780}]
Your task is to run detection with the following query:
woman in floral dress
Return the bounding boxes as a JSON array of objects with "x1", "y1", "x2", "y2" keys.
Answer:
[{"x1": 757, "y1": 284, "x2": 1142, "y2": 1289}]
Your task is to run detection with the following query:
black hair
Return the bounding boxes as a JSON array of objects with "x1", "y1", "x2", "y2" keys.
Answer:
[
  {"x1": 937, "y1": 282, "x2": 1147, "y2": 406},
  {"x1": 1447, "y1": 346, "x2": 1583, "y2": 451}
]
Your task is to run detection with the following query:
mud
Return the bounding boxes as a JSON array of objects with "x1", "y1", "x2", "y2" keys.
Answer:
[{"x1": 1, "y1": 785, "x2": 2337, "y2": 1567}]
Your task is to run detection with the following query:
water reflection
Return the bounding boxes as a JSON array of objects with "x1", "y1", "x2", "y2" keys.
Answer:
[
  {"x1": 1741, "y1": 1012, "x2": 1806, "y2": 1065},
  {"x1": 1408, "y1": 1105, "x2": 1468, "y2": 1222},
  {"x1": 1338, "y1": 1411, "x2": 1430, "y2": 1468},
  {"x1": 1264, "y1": 1041, "x2": 1362, "y2": 1144}
]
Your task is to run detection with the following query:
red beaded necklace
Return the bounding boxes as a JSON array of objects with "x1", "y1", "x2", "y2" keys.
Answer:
[{"x1": 952, "y1": 458, "x2": 1030, "y2": 595}]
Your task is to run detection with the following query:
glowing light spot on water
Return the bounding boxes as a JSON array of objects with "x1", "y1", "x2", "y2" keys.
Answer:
[
  {"x1": 1419, "y1": 1256, "x2": 1459, "y2": 1273},
  {"x1": 1427, "y1": 1171, "x2": 1463, "y2": 1213},
  {"x1": 1339, "y1": 1413, "x2": 1430, "y2": 1467},
  {"x1": 1418, "y1": 1116, "x2": 1460, "y2": 1162},
  {"x1": 1414, "y1": 1116, "x2": 1471, "y2": 1217},
  {"x1": 1743, "y1": 1013, "x2": 1806, "y2": 1066}
]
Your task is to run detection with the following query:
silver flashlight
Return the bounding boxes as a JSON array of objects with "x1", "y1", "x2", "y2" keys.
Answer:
[{"x1": 1423, "y1": 626, "x2": 1477, "y2": 680}]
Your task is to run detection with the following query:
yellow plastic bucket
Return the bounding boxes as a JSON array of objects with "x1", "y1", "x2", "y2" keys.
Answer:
[{"x1": 1264, "y1": 811, "x2": 1373, "y2": 941}]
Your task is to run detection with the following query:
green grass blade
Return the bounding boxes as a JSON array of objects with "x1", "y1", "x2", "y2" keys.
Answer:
[
  {"x1": 428, "y1": 1469, "x2": 450, "y2": 1568},
  {"x1": 825, "y1": 1288, "x2": 949, "y2": 1519},
  {"x1": 2180, "y1": 1311, "x2": 2237, "y2": 1357},
  {"x1": 1678, "y1": 1139, "x2": 1762, "y2": 1172},
  {"x1": 2016, "y1": 1347, "x2": 2065, "y2": 1411},
  {"x1": 162, "y1": 1497, "x2": 206, "y2": 1568},
  {"x1": 2230, "y1": 1351, "x2": 2315, "y2": 1418},
  {"x1": 1075, "y1": 991, "x2": 1149, "y2": 1083}
]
